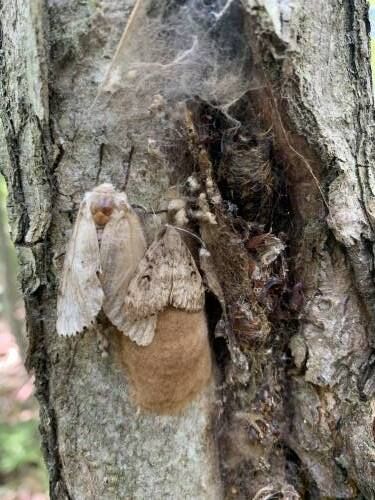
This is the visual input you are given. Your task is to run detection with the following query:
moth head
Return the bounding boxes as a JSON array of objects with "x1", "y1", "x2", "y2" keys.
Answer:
[
  {"x1": 86, "y1": 184, "x2": 116, "y2": 226},
  {"x1": 87, "y1": 184, "x2": 130, "y2": 226}
]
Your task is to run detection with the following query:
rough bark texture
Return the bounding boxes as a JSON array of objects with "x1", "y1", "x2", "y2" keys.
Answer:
[
  {"x1": 1, "y1": 0, "x2": 375, "y2": 498},
  {"x1": 237, "y1": 0, "x2": 375, "y2": 497},
  {"x1": 0, "y1": 1, "x2": 221, "y2": 499}
]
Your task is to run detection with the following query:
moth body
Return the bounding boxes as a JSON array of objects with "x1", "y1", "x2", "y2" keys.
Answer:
[
  {"x1": 121, "y1": 226, "x2": 205, "y2": 344},
  {"x1": 56, "y1": 183, "x2": 146, "y2": 336}
]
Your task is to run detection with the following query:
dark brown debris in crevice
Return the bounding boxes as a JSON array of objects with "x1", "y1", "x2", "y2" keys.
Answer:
[{"x1": 175, "y1": 94, "x2": 308, "y2": 496}]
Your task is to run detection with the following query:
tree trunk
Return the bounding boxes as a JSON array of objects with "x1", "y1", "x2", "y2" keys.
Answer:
[{"x1": 1, "y1": 0, "x2": 374, "y2": 498}]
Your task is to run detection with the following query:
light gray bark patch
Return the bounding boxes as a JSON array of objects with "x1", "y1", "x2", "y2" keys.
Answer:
[{"x1": 54, "y1": 331, "x2": 221, "y2": 499}]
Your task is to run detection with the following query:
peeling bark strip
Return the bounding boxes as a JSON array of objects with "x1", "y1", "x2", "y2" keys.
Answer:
[{"x1": 1, "y1": 0, "x2": 375, "y2": 498}]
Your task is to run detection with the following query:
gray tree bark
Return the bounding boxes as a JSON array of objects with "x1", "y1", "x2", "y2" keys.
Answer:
[{"x1": 1, "y1": 0, "x2": 374, "y2": 499}]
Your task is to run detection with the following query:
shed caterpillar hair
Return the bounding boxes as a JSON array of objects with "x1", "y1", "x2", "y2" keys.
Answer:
[{"x1": 56, "y1": 183, "x2": 146, "y2": 336}]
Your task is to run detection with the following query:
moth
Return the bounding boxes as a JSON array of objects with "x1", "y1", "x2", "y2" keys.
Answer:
[
  {"x1": 119, "y1": 226, "x2": 212, "y2": 413},
  {"x1": 56, "y1": 183, "x2": 146, "y2": 336},
  {"x1": 121, "y1": 226, "x2": 205, "y2": 345}
]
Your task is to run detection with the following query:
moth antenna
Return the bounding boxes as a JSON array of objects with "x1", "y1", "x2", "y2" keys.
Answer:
[
  {"x1": 132, "y1": 204, "x2": 169, "y2": 215},
  {"x1": 95, "y1": 143, "x2": 105, "y2": 185},
  {"x1": 131, "y1": 203, "x2": 149, "y2": 213},
  {"x1": 164, "y1": 223, "x2": 207, "y2": 249},
  {"x1": 122, "y1": 144, "x2": 135, "y2": 191}
]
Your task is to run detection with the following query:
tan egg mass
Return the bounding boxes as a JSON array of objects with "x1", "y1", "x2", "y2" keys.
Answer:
[{"x1": 120, "y1": 307, "x2": 212, "y2": 414}]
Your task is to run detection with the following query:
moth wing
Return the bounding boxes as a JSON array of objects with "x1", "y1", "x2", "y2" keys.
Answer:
[
  {"x1": 100, "y1": 209, "x2": 147, "y2": 330},
  {"x1": 125, "y1": 227, "x2": 204, "y2": 321},
  {"x1": 168, "y1": 229, "x2": 205, "y2": 311},
  {"x1": 56, "y1": 200, "x2": 104, "y2": 336},
  {"x1": 124, "y1": 236, "x2": 173, "y2": 320},
  {"x1": 124, "y1": 315, "x2": 158, "y2": 346}
]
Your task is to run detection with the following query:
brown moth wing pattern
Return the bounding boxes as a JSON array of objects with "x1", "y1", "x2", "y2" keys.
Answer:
[
  {"x1": 125, "y1": 236, "x2": 173, "y2": 319},
  {"x1": 168, "y1": 228, "x2": 204, "y2": 311},
  {"x1": 56, "y1": 200, "x2": 104, "y2": 336},
  {"x1": 125, "y1": 227, "x2": 205, "y2": 319},
  {"x1": 122, "y1": 227, "x2": 205, "y2": 345},
  {"x1": 117, "y1": 235, "x2": 169, "y2": 345},
  {"x1": 100, "y1": 206, "x2": 147, "y2": 330}
]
